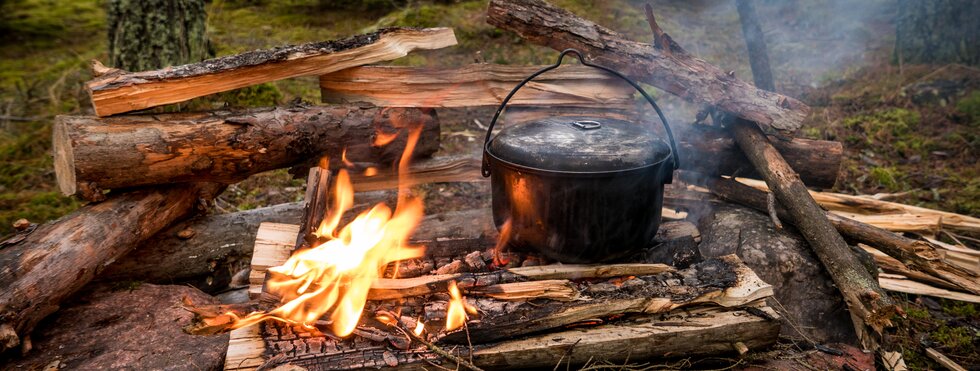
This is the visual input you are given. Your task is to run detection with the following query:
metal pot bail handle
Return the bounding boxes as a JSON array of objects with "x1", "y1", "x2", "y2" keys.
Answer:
[{"x1": 482, "y1": 48, "x2": 680, "y2": 178}]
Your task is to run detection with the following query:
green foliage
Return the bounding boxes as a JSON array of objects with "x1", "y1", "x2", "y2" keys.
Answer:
[{"x1": 955, "y1": 91, "x2": 980, "y2": 127}]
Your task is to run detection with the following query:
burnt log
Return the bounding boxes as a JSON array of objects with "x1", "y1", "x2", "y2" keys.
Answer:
[
  {"x1": 86, "y1": 28, "x2": 457, "y2": 116},
  {"x1": 54, "y1": 105, "x2": 440, "y2": 201},
  {"x1": 486, "y1": 0, "x2": 809, "y2": 133},
  {"x1": 0, "y1": 183, "x2": 223, "y2": 353}
]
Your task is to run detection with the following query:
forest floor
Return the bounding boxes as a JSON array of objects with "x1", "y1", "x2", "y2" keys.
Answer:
[{"x1": 0, "y1": 0, "x2": 977, "y2": 368}]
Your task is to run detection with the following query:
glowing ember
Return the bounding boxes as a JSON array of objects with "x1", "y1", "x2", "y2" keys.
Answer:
[
  {"x1": 445, "y1": 281, "x2": 477, "y2": 331},
  {"x1": 227, "y1": 123, "x2": 426, "y2": 337},
  {"x1": 364, "y1": 166, "x2": 378, "y2": 177}
]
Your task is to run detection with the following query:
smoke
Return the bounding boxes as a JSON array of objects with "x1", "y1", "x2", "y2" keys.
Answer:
[{"x1": 631, "y1": 0, "x2": 897, "y2": 125}]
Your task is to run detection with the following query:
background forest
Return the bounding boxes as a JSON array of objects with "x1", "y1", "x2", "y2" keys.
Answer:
[{"x1": 0, "y1": 0, "x2": 977, "y2": 367}]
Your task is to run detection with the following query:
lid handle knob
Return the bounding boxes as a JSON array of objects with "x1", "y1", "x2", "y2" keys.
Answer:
[
  {"x1": 482, "y1": 49, "x2": 679, "y2": 177},
  {"x1": 571, "y1": 120, "x2": 601, "y2": 130}
]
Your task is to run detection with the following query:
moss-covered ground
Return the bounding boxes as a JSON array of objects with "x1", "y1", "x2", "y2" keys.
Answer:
[{"x1": 0, "y1": 0, "x2": 977, "y2": 368}]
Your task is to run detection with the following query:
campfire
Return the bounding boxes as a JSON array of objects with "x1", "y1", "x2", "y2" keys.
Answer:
[{"x1": 2, "y1": 0, "x2": 978, "y2": 370}]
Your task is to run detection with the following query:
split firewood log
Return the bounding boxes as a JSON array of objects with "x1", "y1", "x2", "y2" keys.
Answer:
[
  {"x1": 54, "y1": 105, "x2": 439, "y2": 201},
  {"x1": 86, "y1": 28, "x2": 457, "y2": 116},
  {"x1": 0, "y1": 183, "x2": 223, "y2": 353},
  {"x1": 319, "y1": 64, "x2": 635, "y2": 108}
]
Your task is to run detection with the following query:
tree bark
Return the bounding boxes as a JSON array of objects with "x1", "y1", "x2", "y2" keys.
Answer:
[
  {"x1": 486, "y1": 0, "x2": 809, "y2": 133},
  {"x1": 0, "y1": 183, "x2": 223, "y2": 352},
  {"x1": 53, "y1": 105, "x2": 440, "y2": 201},
  {"x1": 895, "y1": 0, "x2": 980, "y2": 66},
  {"x1": 732, "y1": 120, "x2": 896, "y2": 348},
  {"x1": 107, "y1": 0, "x2": 211, "y2": 72},
  {"x1": 89, "y1": 28, "x2": 457, "y2": 116},
  {"x1": 735, "y1": 0, "x2": 775, "y2": 91}
]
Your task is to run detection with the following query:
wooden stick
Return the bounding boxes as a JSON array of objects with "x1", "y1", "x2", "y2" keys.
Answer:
[
  {"x1": 732, "y1": 120, "x2": 895, "y2": 349},
  {"x1": 925, "y1": 347, "x2": 968, "y2": 371},
  {"x1": 705, "y1": 176, "x2": 979, "y2": 295},
  {"x1": 0, "y1": 183, "x2": 223, "y2": 352},
  {"x1": 879, "y1": 276, "x2": 980, "y2": 303},
  {"x1": 86, "y1": 28, "x2": 457, "y2": 116},
  {"x1": 54, "y1": 105, "x2": 439, "y2": 201},
  {"x1": 486, "y1": 0, "x2": 809, "y2": 133},
  {"x1": 319, "y1": 64, "x2": 634, "y2": 108}
]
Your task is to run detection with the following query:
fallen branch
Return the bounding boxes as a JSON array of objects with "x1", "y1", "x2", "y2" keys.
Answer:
[
  {"x1": 86, "y1": 28, "x2": 457, "y2": 116},
  {"x1": 732, "y1": 120, "x2": 895, "y2": 349}
]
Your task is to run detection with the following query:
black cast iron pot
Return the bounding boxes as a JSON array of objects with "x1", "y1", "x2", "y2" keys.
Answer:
[{"x1": 481, "y1": 49, "x2": 679, "y2": 263}]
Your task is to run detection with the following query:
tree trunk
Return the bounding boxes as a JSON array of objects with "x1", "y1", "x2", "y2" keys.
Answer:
[
  {"x1": 735, "y1": 0, "x2": 775, "y2": 91},
  {"x1": 895, "y1": 0, "x2": 980, "y2": 66},
  {"x1": 107, "y1": 0, "x2": 211, "y2": 72}
]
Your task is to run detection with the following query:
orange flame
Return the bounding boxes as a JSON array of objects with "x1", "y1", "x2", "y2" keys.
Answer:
[
  {"x1": 227, "y1": 123, "x2": 426, "y2": 337},
  {"x1": 341, "y1": 147, "x2": 355, "y2": 168},
  {"x1": 364, "y1": 167, "x2": 378, "y2": 177},
  {"x1": 445, "y1": 281, "x2": 477, "y2": 331},
  {"x1": 413, "y1": 319, "x2": 425, "y2": 336},
  {"x1": 492, "y1": 218, "x2": 513, "y2": 267}
]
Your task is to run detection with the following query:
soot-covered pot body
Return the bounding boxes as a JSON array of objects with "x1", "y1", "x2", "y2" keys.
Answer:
[{"x1": 485, "y1": 117, "x2": 673, "y2": 263}]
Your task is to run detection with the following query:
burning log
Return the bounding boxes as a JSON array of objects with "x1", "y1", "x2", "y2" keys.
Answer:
[
  {"x1": 53, "y1": 105, "x2": 439, "y2": 201},
  {"x1": 319, "y1": 64, "x2": 634, "y2": 108},
  {"x1": 0, "y1": 183, "x2": 223, "y2": 353},
  {"x1": 705, "y1": 176, "x2": 980, "y2": 295},
  {"x1": 731, "y1": 120, "x2": 896, "y2": 349},
  {"x1": 435, "y1": 255, "x2": 772, "y2": 344},
  {"x1": 86, "y1": 28, "x2": 457, "y2": 116},
  {"x1": 98, "y1": 204, "x2": 496, "y2": 293},
  {"x1": 368, "y1": 263, "x2": 673, "y2": 300},
  {"x1": 486, "y1": 0, "x2": 809, "y2": 133}
]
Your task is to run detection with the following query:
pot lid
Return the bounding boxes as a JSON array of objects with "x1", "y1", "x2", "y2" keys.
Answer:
[{"x1": 486, "y1": 116, "x2": 672, "y2": 173}]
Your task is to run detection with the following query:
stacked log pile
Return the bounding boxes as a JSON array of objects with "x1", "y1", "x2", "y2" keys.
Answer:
[{"x1": 0, "y1": 2, "x2": 977, "y2": 370}]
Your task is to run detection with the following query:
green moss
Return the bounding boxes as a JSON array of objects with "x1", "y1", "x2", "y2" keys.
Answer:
[
  {"x1": 109, "y1": 280, "x2": 143, "y2": 292},
  {"x1": 905, "y1": 306, "x2": 931, "y2": 320},
  {"x1": 217, "y1": 83, "x2": 284, "y2": 108},
  {"x1": 869, "y1": 166, "x2": 902, "y2": 191},
  {"x1": 942, "y1": 300, "x2": 978, "y2": 317},
  {"x1": 955, "y1": 91, "x2": 980, "y2": 127},
  {"x1": 843, "y1": 108, "x2": 920, "y2": 145},
  {"x1": 931, "y1": 325, "x2": 974, "y2": 352}
]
